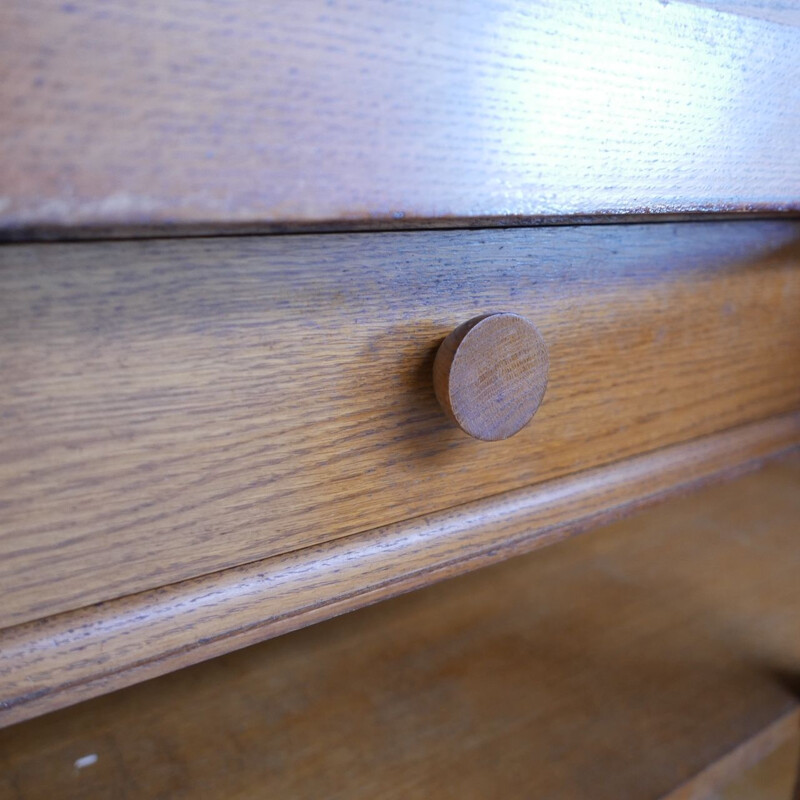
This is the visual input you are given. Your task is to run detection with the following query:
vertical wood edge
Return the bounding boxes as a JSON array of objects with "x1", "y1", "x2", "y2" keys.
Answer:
[{"x1": 661, "y1": 706, "x2": 800, "y2": 800}]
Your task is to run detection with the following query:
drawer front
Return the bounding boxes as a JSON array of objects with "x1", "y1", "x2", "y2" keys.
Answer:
[{"x1": 2, "y1": 220, "x2": 800, "y2": 627}]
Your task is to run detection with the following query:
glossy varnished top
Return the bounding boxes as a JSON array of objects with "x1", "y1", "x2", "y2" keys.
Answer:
[{"x1": 1, "y1": 0, "x2": 799, "y2": 238}]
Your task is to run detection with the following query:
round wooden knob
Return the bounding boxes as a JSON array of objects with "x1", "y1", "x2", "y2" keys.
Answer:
[{"x1": 433, "y1": 312, "x2": 549, "y2": 441}]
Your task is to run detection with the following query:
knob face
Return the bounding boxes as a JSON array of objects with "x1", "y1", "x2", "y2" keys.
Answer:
[{"x1": 433, "y1": 312, "x2": 549, "y2": 441}]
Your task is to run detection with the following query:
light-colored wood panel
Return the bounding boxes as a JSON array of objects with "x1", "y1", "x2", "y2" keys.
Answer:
[
  {"x1": 1, "y1": 221, "x2": 800, "y2": 627},
  {"x1": 1, "y1": 0, "x2": 799, "y2": 238},
  {"x1": 1, "y1": 415, "x2": 797, "y2": 728},
  {"x1": 2, "y1": 455, "x2": 799, "y2": 799}
]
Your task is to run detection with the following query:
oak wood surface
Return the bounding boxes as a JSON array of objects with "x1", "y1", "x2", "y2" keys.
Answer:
[
  {"x1": 2, "y1": 455, "x2": 799, "y2": 799},
  {"x1": 1, "y1": 221, "x2": 800, "y2": 628},
  {"x1": 1, "y1": 0, "x2": 799, "y2": 239},
  {"x1": 432, "y1": 312, "x2": 549, "y2": 440},
  {"x1": 0, "y1": 414, "x2": 797, "y2": 728}
]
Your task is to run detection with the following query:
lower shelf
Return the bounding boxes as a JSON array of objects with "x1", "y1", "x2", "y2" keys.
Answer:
[{"x1": 1, "y1": 454, "x2": 799, "y2": 799}]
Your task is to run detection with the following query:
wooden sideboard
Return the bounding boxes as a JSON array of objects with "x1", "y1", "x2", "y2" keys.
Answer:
[{"x1": 1, "y1": 0, "x2": 799, "y2": 796}]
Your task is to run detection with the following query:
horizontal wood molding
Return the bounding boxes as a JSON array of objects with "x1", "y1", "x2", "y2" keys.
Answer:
[
  {"x1": 2, "y1": 0, "x2": 799, "y2": 238},
  {"x1": 3, "y1": 221, "x2": 800, "y2": 628},
  {"x1": 1, "y1": 413, "x2": 798, "y2": 728}
]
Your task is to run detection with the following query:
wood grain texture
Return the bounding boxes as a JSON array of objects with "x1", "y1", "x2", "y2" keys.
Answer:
[
  {"x1": 2, "y1": 455, "x2": 800, "y2": 799},
  {"x1": 1, "y1": 0, "x2": 799, "y2": 238},
  {"x1": 0, "y1": 413, "x2": 797, "y2": 728},
  {"x1": 2, "y1": 221, "x2": 800, "y2": 628},
  {"x1": 432, "y1": 312, "x2": 549, "y2": 440}
]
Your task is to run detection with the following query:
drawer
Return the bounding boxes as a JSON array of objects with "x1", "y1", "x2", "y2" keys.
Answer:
[{"x1": 2, "y1": 220, "x2": 800, "y2": 632}]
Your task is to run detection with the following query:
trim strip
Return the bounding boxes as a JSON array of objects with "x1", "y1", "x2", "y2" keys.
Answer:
[{"x1": 2, "y1": 412, "x2": 799, "y2": 727}]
